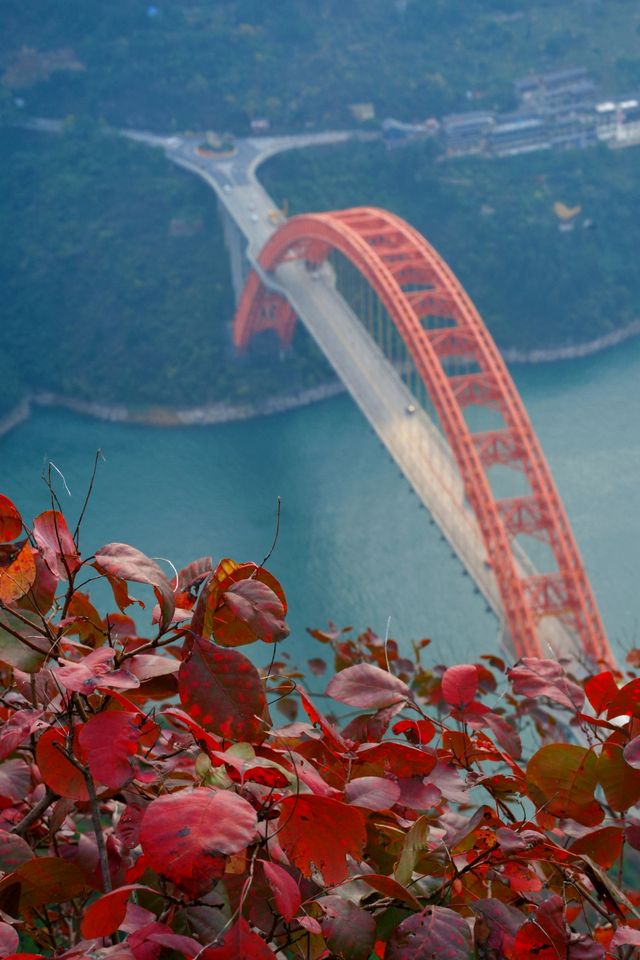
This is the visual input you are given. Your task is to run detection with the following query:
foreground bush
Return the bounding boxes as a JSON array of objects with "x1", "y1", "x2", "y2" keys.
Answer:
[{"x1": 0, "y1": 480, "x2": 639, "y2": 959}]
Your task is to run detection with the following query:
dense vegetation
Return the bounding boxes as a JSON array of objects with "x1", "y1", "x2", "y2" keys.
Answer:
[
  {"x1": 1, "y1": 485, "x2": 640, "y2": 956},
  {"x1": 262, "y1": 139, "x2": 640, "y2": 351},
  {"x1": 2, "y1": 0, "x2": 640, "y2": 132},
  {"x1": 0, "y1": 125, "x2": 329, "y2": 419}
]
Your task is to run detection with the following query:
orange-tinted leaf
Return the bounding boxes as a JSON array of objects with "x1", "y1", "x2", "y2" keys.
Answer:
[
  {"x1": 94, "y1": 543, "x2": 175, "y2": 631},
  {"x1": 0, "y1": 542, "x2": 36, "y2": 605},
  {"x1": 597, "y1": 737, "x2": 640, "y2": 811},
  {"x1": 36, "y1": 727, "x2": 89, "y2": 800},
  {"x1": 526, "y1": 744, "x2": 603, "y2": 826},
  {"x1": 140, "y1": 787, "x2": 257, "y2": 897},
  {"x1": 214, "y1": 577, "x2": 289, "y2": 647},
  {"x1": 278, "y1": 795, "x2": 366, "y2": 885},
  {"x1": 569, "y1": 826, "x2": 624, "y2": 869},
  {"x1": 508, "y1": 658, "x2": 583, "y2": 711},
  {"x1": 80, "y1": 884, "x2": 150, "y2": 938},
  {"x1": 32, "y1": 511, "x2": 80, "y2": 580},
  {"x1": 0, "y1": 496, "x2": 22, "y2": 543},
  {"x1": 260, "y1": 860, "x2": 301, "y2": 923},
  {"x1": 326, "y1": 662, "x2": 410, "y2": 710},
  {"x1": 386, "y1": 906, "x2": 472, "y2": 960},
  {"x1": 351, "y1": 873, "x2": 422, "y2": 911},
  {"x1": 441, "y1": 664, "x2": 478, "y2": 709},
  {"x1": 0, "y1": 857, "x2": 88, "y2": 909},
  {"x1": 178, "y1": 637, "x2": 267, "y2": 743}
]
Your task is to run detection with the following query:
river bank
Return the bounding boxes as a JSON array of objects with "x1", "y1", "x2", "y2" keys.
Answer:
[
  {"x1": 0, "y1": 382, "x2": 347, "y2": 439},
  {"x1": 2, "y1": 319, "x2": 639, "y2": 441},
  {"x1": 501, "y1": 319, "x2": 640, "y2": 364}
]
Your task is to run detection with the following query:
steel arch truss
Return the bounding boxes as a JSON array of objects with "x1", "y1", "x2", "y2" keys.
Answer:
[{"x1": 233, "y1": 207, "x2": 612, "y2": 665}]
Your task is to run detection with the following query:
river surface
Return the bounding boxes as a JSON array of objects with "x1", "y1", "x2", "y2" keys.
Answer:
[{"x1": 1, "y1": 339, "x2": 639, "y2": 670}]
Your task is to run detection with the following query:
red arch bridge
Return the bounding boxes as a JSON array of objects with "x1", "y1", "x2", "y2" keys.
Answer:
[{"x1": 232, "y1": 206, "x2": 613, "y2": 667}]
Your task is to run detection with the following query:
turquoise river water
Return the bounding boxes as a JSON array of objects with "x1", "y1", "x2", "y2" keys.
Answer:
[{"x1": 1, "y1": 338, "x2": 639, "y2": 669}]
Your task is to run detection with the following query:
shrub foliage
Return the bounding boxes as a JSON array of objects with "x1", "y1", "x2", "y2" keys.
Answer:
[{"x1": 0, "y1": 481, "x2": 639, "y2": 958}]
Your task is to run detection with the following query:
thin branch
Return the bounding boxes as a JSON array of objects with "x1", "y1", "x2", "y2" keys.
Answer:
[
  {"x1": 11, "y1": 788, "x2": 57, "y2": 836},
  {"x1": 255, "y1": 496, "x2": 281, "y2": 574},
  {"x1": 73, "y1": 449, "x2": 105, "y2": 547}
]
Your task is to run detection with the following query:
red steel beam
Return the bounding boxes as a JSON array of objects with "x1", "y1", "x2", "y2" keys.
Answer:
[{"x1": 232, "y1": 207, "x2": 613, "y2": 667}]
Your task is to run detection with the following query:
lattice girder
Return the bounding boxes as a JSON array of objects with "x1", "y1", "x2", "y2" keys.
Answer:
[{"x1": 233, "y1": 206, "x2": 612, "y2": 666}]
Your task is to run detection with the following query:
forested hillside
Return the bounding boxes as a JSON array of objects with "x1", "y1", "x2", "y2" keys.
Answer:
[
  {"x1": 0, "y1": 126, "x2": 329, "y2": 418},
  {"x1": 2, "y1": 0, "x2": 640, "y2": 132}
]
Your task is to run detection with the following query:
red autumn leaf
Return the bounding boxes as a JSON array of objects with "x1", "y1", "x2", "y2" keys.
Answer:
[
  {"x1": 278, "y1": 795, "x2": 366, "y2": 885},
  {"x1": 0, "y1": 709, "x2": 42, "y2": 762},
  {"x1": 126, "y1": 653, "x2": 180, "y2": 680},
  {"x1": 308, "y1": 657, "x2": 326, "y2": 676},
  {"x1": 176, "y1": 556, "x2": 213, "y2": 593},
  {"x1": 569, "y1": 826, "x2": 624, "y2": 870},
  {"x1": 471, "y1": 898, "x2": 525, "y2": 959},
  {"x1": 386, "y1": 906, "x2": 473, "y2": 960},
  {"x1": 55, "y1": 647, "x2": 139, "y2": 694},
  {"x1": 584, "y1": 671, "x2": 619, "y2": 715},
  {"x1": 298, "y1": 687, "x2": 349, "y2": 753},
  {"x1": 597, "y1": 737, "x2": 640, "y2": 811},
  {"x1": 0, "y1": 831, "x2": 33, "y2": 873},
  {"x1": 178, "y1": 636, "x2": 268, "y2": 743},
  {"x1": 32, "y1": 510, "x2": 81, "y2": 579},
  {"x1": 0, "y1": 542, "x2": 36, "y2": 605},
  {"x1": 78, "y1": 712, "x2": 152, "y2": 789},
  {"x1": 607, "y1": 678, "x2": 640, "y2": 720},
  {"x1": 199, "y1": 917, "x2": 275, "y2": 959},
  {"x1": 80, "y1": 884, "x2": 151, "y2": 938},
  {"x1": 260, "y1": 860, "x2": 301, "y2": 923},
  {"x1": 214, "y1": 577, "x2": 289, "y2": 647},
  {"x1": 36, "y1": 727, "x2": 89, "y2": 800},
  {"x1": 0, "y1": 857, "x2": 88, "y2": 909},
  {"x1": 0, "y1": 760, "x2": 31, "y2": 806},
  {"x1": 441, "y1": 663, "x2": 478, "y2": 709},
  {"x1": 320, "y1": 895, "x2": 376, "y2": 960},
  {"x1": 512, "y1": 896, "x2": 603, "y2": 960},
  {"x1": 345, "y1": 776, "x2": 401, "y2": 810},
  {"x1": 0, "y1": 496, "x2": 22, "y2": 543},
  {"x1": 325, "y1": 662, "x2": 411, "y2": 710},
  {"x1": 351, "y1": 873, "x2": 422, "y2": 911},
  {"x1": 355, "y1": 741, "x2": 436, "y2": 779},
  {"x1": 0, "y1": 922, "x2": 19, "y2": 956},
  {"x1": 623, "y1": 735, "x2": 640, "y2": 769},
  {"x1": 526, "y1": 744, "x2": 603, "y2": 826},
  {"x1": 93, "y1": 543, "x2": 175, "y2": 632},
  {"x1": 508, "y1": 658, "x2": 584, "y2": 711},
  {"x1": 610, "y1": 926, "x2": 640, "y2": 949},
  {"x1": 139, "y1": 787, "x2": 258, "y2": 897},
  {"x1": 392, "y1": 718, "x2": 436, "y2": 745}
]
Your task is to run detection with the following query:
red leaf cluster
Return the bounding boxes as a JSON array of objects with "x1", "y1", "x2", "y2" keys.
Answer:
[{"x1": 0, "y1": 489, "x2": 638, "y2": 959}]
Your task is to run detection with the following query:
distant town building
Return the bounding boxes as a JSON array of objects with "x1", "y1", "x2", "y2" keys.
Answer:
[
  {"x1": 381, "y1": 117, "x2": 438, "y2": 148},
  {"x1": 442, "y1": 112, "x2": 494, "y2": 155},
  {"x1": 250, "y1": 117, "x2": 270, "y2": 133},
  {"x1": 349, "y1": 102, "x2": 375, "y2": 123}
]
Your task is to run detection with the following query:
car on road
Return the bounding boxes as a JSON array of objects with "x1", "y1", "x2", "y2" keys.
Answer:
[{"x1": 405, "y1": 403, "x2": 416, "y2": 414}]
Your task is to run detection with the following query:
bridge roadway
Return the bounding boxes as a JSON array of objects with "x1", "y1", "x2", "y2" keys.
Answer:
[{"x1": 135, "y1": 129, "x2": 575, "y2": 659}]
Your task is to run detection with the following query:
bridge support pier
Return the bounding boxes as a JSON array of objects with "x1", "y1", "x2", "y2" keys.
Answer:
[{"x1": 220, "y1": 203, "x2": 251, "y2": 306}]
